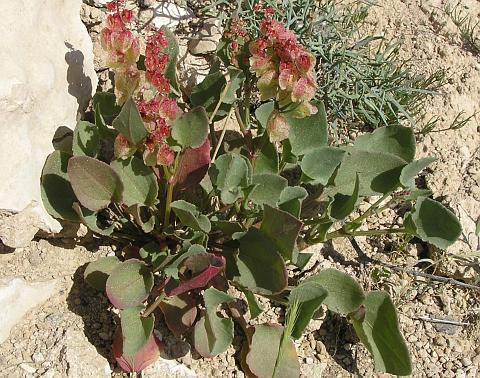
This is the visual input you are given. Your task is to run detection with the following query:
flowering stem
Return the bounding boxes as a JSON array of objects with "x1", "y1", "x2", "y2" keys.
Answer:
[
  {"x1": 163, "y1": 182, "x2": 174, "y2": 229},
  {"x1": 143, "y1": 292, "x2": 166, "y2": 317},
  {"x1": 324, "y1": 227, "x2": 407, "y2": 241},
  {"x1": 212, "y1": 107, "x2": 234, "y2": 163}
]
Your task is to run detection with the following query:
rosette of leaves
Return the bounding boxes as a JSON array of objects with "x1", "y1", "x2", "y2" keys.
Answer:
[{"x1": 40, "y1": 20, "x2": 462, "y2": 378}]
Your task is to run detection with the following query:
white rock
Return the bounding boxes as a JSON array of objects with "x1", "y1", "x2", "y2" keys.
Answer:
[
  {"x1": 0, "y1": 201, "x2": 61, "y2": 248},
  {"x1": 152, "y1": 3, "x2": 195, "y2": 28},
  {"x1": 61, "y1": 329, "x2": 111, "y2": 377},
  {"x1": 19, "y1": 363, "x2": 37, "y2": 374},
  {"x1": 0, "y1": 0, "x2": 97, "y2": 228},
  {"x1": 142, "y1": 358, "x2": 197, "y2": 378},
  {"x1": 0, "y1": 277, "x2": 58, "y2": 344}
]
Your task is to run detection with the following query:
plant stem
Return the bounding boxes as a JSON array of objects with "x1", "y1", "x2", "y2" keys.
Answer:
[
  {"x1": 212, "y1": 106, "x2": 234, "y2": 163},
  {"x1": 325, "y1": 228, "x2": 406, "y2": 240},
  {"x1": 350, "y1": 191, "x2": 391, "y2": 225},
  {"x1": 163, "y1": 182, "x2": 174, "y2": 229},
  {"x1": 143, "y1": 292, "x2": 166, "y2": 317},
  {"x1": 209, "y1": 79, "x2": 232, "y2": 150}
]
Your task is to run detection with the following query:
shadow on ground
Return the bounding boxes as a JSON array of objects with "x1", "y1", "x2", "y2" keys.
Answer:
[{"x1": 67, "y1": 264, "x2": 117, "y2": 363}]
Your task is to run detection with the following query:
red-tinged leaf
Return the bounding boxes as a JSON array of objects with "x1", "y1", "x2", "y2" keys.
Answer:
[
  {"x1": 165, "y1": 253, "x2": 225, "y2": 297},
  {"x1": 173, "y1": 138, "x2": 211, "y2": 191},
  {"x1": 113, "y1": 327, "x2": 163, "y2": 373},
  {"x1": 158, "y1": 294, "x2": 198, "y2": 336}
]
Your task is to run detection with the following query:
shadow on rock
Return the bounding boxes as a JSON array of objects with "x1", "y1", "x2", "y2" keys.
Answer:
[
  {"x1": 316, "y1": 311, "x2": 360, "y2": 374},
  {"x1": 67, "y1": 264, "x2": 116, "y2": 363}
]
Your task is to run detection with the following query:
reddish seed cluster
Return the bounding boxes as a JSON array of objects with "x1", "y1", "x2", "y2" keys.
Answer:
[
  {"x1": 249, "y1": 10, "x2": 317, "y2": 117},
  {"x1": 145, "y1": 31, "x2": 171, "y2": 94},
  {"x1": 102, "y1": 1, "x2": 180, "y2": 167},
  {"x1": 101, "y1": 1, "x2": 139, "y2": 70}
]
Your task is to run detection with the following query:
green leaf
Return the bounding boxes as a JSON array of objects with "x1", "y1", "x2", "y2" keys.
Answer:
[
  {"x1": 260, "y1": 205, "x2": 303, "y2": 261},
  {"x1": 73, "y1": 203, "x2": 115, "y2": 236},
  {"x1": 253, "y1": 138, "x2": 279, "y2": 174},
  {"x1": 287, "y1": 101, "x2": 328, "y2": 156},
  {"x1": 255, "y1": 102, "x2": 275, "y2": 129},
  {"x1": 241, "y1": 288, "x2": 264, "y2": 319},
  {"x1": 245, "y1": 324, "x2": 300, "y2": 378},
  {"x1": 407, "y1": 197, "x2": 461, "y2": 249},
  {"x1": 193, "y1": 288, "x2": 235, "y2": 358},
  {"x1": 93, "y1": 92, "x2": 121, "y2": 123},
  {"x1": 301, "y1": 147, "x2": 346, "y2": 185},
  {"x1": 399, "y1": 157, "x2": 436, "y2": 187},
  {"x1": 171, "y1": 107, "x2": 209, "y2": 148},
  {"x1": 330, "y1": 174, "x2": 360, "y2": 220},
  {"x1": 159, "y1": 294, "x2": 197, "y2": 337},
  {"x1": 209, "y1": 153, "x2": 250, "y2": 204},
  {"x1": 334, "y1": 149, "x2": 406, "y2": 196},
  {"x1": 139, "y1": 242, "x2": 167, "y2": 271},
  {"x1": 126, "y1": 204, "x2": 156, "y2": 233},
  {"x1": 52, "y1": 126, "x2": 73, "y2": 154},
  {"x1": 160, "y1": 26, "x2": 179, "y2": 90},
  {"x1": 111, "y1": 156, "x2": 158, "y2": 207},
  {"x1": 171, "y1": 200, "x2": 211, "y2": 233},
  {"x1": 84, "y1": 256, "x2": 120, "y2": 291},
  {"x1": 305, "y1": 268, "x2": 365, "y2": 315},
  {"x1": 72, "y1": 121, "x2": 100, "y2": 157},
  {"x1": 278, "y1": 186, "x2": 308, "y2": 217},
  {"x1": 41, "y1": 151, "x2": 79, "y2": 221},
  {"x1": 120, "y1": 306, "x2": 155, "y2": 357},
  {"x1": 354, "y1": 126, "x2": 416, "y2": 162},
  {"x1": 224, "y1": 66, "x2": 246, "y2": 104},
  {"x1": 351, "y1": 291, "x2": 412, "y2": 376},
  {"x1": 190, "y1": 71, "x2": 228, "y2": 118},
  {"x1": 249, "y1": 173, "x2": 288, "y2": 207},
  {"x1": 106, "y1": 259, "x2": 154, "y2": 309},
  {"x1": 112, "y1": 97, "x2": 148, "y2": 145},
  {"x1": 67, "y1": 156, "x2": 123, "y2": 211},
  {"x1": 234, "y1": 228, "x2": 287, "y2": 295},
  {"x1": 289, "y1": 281, "x2": 327, "y2": 339},
  {"x1": 164, "y1": 244, "x2": 205, "y2": 279}
]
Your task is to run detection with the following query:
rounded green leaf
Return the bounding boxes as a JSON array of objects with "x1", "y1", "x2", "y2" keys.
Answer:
[
  {"x1": 255, "y1": 102, "x2": 275, "y2": 129},
  {"x1": 408, "y1": 197, "x2": 461, "y2": 249},
  {"x1": 234, "y1": 228, "x2": 287, "y2": 295},
  {"x1": 72, "y1": 120, "x2": 100, "y2": 157},
  {"x1": 249, "y1": 173, "x2": 288, "y2": 207},
  {"x1": 289, "y1": 281, "x2": 327, "y2": 339},
  {"x1": 112, "y1": 97, "x2": 148, "y2": 145},
  {"x1": 278, "y1": 186, "x2": 308, "y2": 217},
  {"x1": 330, "y1": 174, "x2": 360, "y2": 220},
  {"x1": 286, "y1": 101, "x2": 328, "y2": 156},
  {"x1": 111, "y1": 156, "x2": 158, "y2": 207},
  {"x1": 73, "y1": 203, "x2": 115, "y2": 236},
  {"x1": 67, "y1": 156, "x2": 123, "y2": 211},
  {"x1": 171, "y1": 107, "x2": 209, "y2": 148},
  {"x1": 159, "y1": 294, "x2": 197, "y2": 337},
  {"x1": 41, "y1": 151, "x2": 79, "y2": 221},
  {"x1": 354, "y1": 126, "x2": 416, "y2": 162},
  {"x1": 306, "y1": 268, "x2": 365, "y2": 315},
  {"x1": 106, "y1": 259, "x2": 154, "y2": 309},
  {"x1": 245, "y1": 324, "x2": 300, "y2": 378},
  {"x1": 120, "y1": 306, "x2": 154, "y2": 356},
  {"x1": 301, "y1": 147, "x2": 346, "y2": 185},
  {"x1": 351, "y1": 291, "x2": 412, "y2": 376},
  {"x1": 334, "y1": 149, "x2": 406, "y2": 196},
  {"x1": 193, "y1": 288, "x2": 235, "y2": 358},
  {"x1": 399, "y1": 157, "x2": 436, "y2": 187},
  {"x1": 209, "y1": 153, "x2": 250, "y2": 204},
  {"x1": 84, "y1": 256, "x2": 120, "y2": 291},
  {"x1": 170, "y1": 200, "x2": 211, "y2": 233}
]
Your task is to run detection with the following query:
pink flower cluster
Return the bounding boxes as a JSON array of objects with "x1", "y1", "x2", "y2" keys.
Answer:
[
  {"x1": 138, "y1": 95, "x2": 180, "y2": 167},
  {"x1": 103, "y1": 1, "x2": 180, "y2": 167},
  {"x1": 101, "y1": 1, "x2": 140, "y2": 103},
  {"x1": 249, "y1": 11, "x2": 317, "y2": 118}
]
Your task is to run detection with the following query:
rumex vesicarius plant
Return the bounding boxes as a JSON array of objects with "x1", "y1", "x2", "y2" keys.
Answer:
[{"x1": 41, "y1": 2, "x2": 461, "y2": 376}]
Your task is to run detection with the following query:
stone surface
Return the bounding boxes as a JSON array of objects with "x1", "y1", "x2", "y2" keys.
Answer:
[
  {"x1": 60, "y1": 328, "x2": 111, "y2": 377},
  {"x1": 187, "y1": 18, "x2": 222, "y2": 55},
  {"x1": 152, "y1": 2, "x2": 195, "y2": 28},
  {"x1": 0, "y1": 277, "x2": 58, "y2": 343},
  {"x1": 0, "y1": 201, "x2": 59, "y2": 248},
  {"x1": 0, "y1": 0, "x2": 97, "y2": 225},
  {"x1": 142, "y1": 357, "x2": 197, "y2": 378}
]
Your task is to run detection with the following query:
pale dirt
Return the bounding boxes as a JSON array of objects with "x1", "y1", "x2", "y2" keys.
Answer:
[{"x1": 0, "y1": 1, "x2": 479, "y2": 377}]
